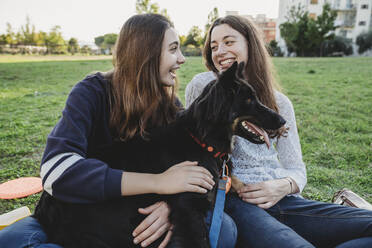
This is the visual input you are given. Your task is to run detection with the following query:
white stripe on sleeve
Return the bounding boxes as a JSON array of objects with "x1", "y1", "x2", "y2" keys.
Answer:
[
  {"x1": 42, "y1": 154, "x2": 83, "y2": 195},
  {"x1": 40, "y1": 152, "x2": 77, "y2": 180}
]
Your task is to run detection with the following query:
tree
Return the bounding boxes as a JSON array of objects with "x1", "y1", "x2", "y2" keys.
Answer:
[
  {"x1": 136, "y1": 0, "x2": 160, "y2": 14},
  {"x1": 268, "y1": 40, "x2": 284, "y2": 57},
  {"x1": 68, "y1": 38, "x2": 79, "y2": 55},
  {"x1": 184, "y1": 26, "x2": 204, "y2": 47},
  {"x1": 103, "y1": 33, "x2": 117, "y2": 53},
  {"x1": 205, "y1": 7, "x2": 219, "y2": 34},
  {"x1": 321, "y1": 36, "x2": 353, "y2": 56},
  {"x1": 46, "y1": 25, "x2": 67, "y2": 54},
  {"x1": 179, "y1": 35, "x2": 187, "y2": 47},
  {"x1": 5, "y1": 23, "x2": 16, "y2": 46},
  {"x1": 80, "y1": 45, "x2": 92, "y2": 54},
  {"x1": 356, "y1": 30, "x2": 372, "y2": 54},
  {"x1": 94, "y1": 36, "x2": 105, "y2": 48},
  {"x1": 20, "y1": 16, "x2": 38, "y2": 45},
  {"x1": 135, "y1": 0, "x2": 171, "y2": 22},
  {"x1": 94, "y1": 33, "x2": 118, "y2": 54},
  {"x1": 280, "y1": 3, "x2": 337, "y2": 56}
]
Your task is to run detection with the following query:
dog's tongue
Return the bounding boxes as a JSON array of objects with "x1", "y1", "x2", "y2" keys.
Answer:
[{"x1": 244, "y1": 121, "x2": 270, "y2": 149}]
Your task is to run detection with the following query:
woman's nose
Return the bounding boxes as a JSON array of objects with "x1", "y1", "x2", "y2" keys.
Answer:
[
  {"x1": 178, "y1": 52, "x2": 186, "y2": 64},
  {"x1": 216, "y1": 45, "x2": 227, "y2": 56}
]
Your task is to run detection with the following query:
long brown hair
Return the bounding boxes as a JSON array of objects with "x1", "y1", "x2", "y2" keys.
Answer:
[
  {"x1": 107, "y1": 14, "x2": 179, "y2": 140},
  {"x1": 204, "y1": 15, "x2": 286, "y2": 137}
]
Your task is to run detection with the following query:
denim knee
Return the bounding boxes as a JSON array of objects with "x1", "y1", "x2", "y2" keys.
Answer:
[
  {"x1": 0, "y1": 216, "x2": 62, "y2": 248},
  {"x1": 217, "y1": 213, "x2": 237, "y2": 248}
]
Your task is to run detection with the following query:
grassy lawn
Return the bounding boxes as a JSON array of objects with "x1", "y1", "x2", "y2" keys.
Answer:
[{"x1": 0, "y1": 56, "x2": 371, "y2": 214}]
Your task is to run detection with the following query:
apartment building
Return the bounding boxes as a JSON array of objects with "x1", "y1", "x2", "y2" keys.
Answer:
[
  {"x1": 226, "y1": 11, "x2": 277, "y2": 43},
  {"x1": 276, "y1": 0, "x2": 372, "y2": 53}
]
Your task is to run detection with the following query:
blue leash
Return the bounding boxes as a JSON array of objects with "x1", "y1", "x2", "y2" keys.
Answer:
[{"x1": 209, "y1": 158, "x2": 229, "y2": 248}]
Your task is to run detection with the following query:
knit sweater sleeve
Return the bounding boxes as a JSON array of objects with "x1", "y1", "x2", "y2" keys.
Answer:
[
  {"x1": 185, "y1": 71, "x2": 216, "y2": 108},
  {"x1": 275, "y1": 92, "x2": 307, "y2": 193},
  {"x1": 40, "y1": 75, "x2": 122, "y2": 203}
]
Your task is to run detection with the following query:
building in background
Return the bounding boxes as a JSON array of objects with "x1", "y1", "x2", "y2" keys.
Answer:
[
  {"x1": 276, "y1": 0, "x2": 372, "y2": 54},
  {"x1": 226, "y1": 11, "x2": 277, "y2": 43}
]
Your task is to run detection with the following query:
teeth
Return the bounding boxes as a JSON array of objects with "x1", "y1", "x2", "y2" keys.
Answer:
[
  {"x1": 220, "y1": 59, "x2": 235, "y2": 65},
  {"x1": 241, "y1": 122, "x2": 256, "y2": 135}
]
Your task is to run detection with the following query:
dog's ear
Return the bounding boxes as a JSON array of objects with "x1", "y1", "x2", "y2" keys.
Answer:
[
  {"x1": 218, "y1": 62, "x2": 238, "y2": 88},
  {"x1": 236, "y1": 62, "x2": 245, "y2": 79}
]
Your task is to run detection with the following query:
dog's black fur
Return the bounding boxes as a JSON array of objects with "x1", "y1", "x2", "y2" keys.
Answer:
[{"x1": 34, "y1": 62, "x2": 286, "y2": 248}]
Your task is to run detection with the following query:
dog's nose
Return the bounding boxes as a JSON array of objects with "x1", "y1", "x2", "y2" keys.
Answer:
[{"x1": 279, "y1": 117, "x2": 286, "y2": 127}]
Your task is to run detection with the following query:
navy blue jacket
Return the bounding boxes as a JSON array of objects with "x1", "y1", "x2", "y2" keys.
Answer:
[{"x1": 41, "y1": 73, "x2": 123, "y2": 203}]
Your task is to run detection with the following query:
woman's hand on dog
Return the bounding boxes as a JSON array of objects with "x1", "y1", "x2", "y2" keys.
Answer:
[
  {"x1": 132, "y1": 201, "x2": 173, "y2": 247},
  {"x1": 155, "y1": 161, "x2": 215, "y2": 195},
  {"x1": 237, "y1": 178, "x2": 292, "y2": 209}
]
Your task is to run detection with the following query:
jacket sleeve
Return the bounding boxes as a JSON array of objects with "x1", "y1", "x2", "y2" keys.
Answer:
[
  {"x1": 40, "y1": 78, "x2": 122, "y2": 203},
  {"x1": 275, "y1": 92, "x2": 307, "y2": 193}
]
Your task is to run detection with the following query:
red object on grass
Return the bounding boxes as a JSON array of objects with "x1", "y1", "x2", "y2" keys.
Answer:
[{"x1": 0, "y1": 177, "x2": 43, "y2": 199}]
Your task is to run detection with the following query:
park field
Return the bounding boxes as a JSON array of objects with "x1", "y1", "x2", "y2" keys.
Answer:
[{"x1": 0, "y1": 56, "x2": 371, "y2": 214}]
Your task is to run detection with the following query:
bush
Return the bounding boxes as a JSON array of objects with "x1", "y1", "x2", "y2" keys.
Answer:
[
  {"x1": 181, "y1": 45, "x2": 202, "y2": 56},
  {"x1": 356, "y1": 30, "x2": 372, "y2": 54},
  {"x1": 321, "y1": 36, "x2": 353, "y2": 56},
  {"x1": 268, "y1": 40, "x2": 284, "y2": 57}
]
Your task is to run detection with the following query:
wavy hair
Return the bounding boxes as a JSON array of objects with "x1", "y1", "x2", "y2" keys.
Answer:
[
  {"x1": 203, "y1": 15, "x2": 287, "y2": 137},
  {"x1": 106, "y1": 14, "x2": 179, "y2": 140}
]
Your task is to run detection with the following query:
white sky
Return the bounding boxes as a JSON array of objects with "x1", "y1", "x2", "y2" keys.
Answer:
[{"x1": 0, "y1": 0, "x2": 279, "y2": 45}]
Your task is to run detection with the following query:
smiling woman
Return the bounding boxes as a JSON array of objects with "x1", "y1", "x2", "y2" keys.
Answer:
[
  {"x1": 0, "y1": 13, "x2": 237, "y2": 248},
  {"x1": 159, "y1": 28, "x2": 185, "y2": 86},
  {"x1": 186, "y1": 14, "x2": 372, "y2": 248}
]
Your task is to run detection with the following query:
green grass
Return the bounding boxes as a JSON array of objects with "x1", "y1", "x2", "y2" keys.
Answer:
[{"x1": 0, "y1": 56, "x2": 371, "y2": 214}]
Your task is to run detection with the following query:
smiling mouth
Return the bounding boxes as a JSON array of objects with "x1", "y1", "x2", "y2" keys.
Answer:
[
  {"x1": 239, "y1": 120, "x2": 270, "y2": 148},
  {"x1": 219, "y1": 58, "x2": 236, "y2": 70},
  {"x1": 169, "y1": 68, "x2": 178, "y2": 79}
]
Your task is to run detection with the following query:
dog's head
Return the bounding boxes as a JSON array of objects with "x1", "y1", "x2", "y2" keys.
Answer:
[{"x1": 189, "y1": 62, "x2": 286, "y2": 149}]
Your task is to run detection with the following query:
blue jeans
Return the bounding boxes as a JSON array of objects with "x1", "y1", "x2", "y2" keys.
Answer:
[
  {"x1": 225, "y1": 194, "x2": 372, "y2": 248},
  {"x1": 0, "y1": 217, "x2": 62, "y2": 248},
  {"x1": 0, "y1": 213, "x2": 236, "y2": 248}
]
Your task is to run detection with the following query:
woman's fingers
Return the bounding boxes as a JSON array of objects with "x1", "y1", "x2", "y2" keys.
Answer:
[
  {"x1": 158, "y1": 227, "x2": 173, "y2": 248},
  {"x1": 139, "y1": 222, "x2": 171, "y2": 247},
  {"x1": 188, "y1": 175, "x2": 215, "y2": 190},
  {"x1": 137, "y1": 201, "x2": 162, "y2": 215},
  {"x1": 257, "y1": 201, "x2": 274, "y2": 209},
  {"x1": 239, "y1": 189, "x2": 266, "y2": 199},
  {"x1": 133, "y1": 202, "x2": 170, "y2": 245},
  {"x1": 158, "y1": 161, "x2": 215, "y2": 194},
  {"x1": 241, "y1": 196, "x2": 268, "y2": 205}
]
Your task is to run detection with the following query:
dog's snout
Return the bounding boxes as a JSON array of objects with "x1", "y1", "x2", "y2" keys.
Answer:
[{"x1": 279, "y1": 116, "x2": 286, "y2": 127}]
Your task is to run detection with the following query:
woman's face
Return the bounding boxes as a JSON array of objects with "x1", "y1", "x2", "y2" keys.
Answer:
[
  {"x1": 159, "y1": 28, "x2": 185, "y2": 86},
  {"x1": 210, "y1": 24, "x2": 248, "y2": 72}
]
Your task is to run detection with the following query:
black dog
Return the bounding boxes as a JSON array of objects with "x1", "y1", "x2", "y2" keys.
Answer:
[{"x1": 34, "y1": 62, "x2": 286, "y2": 248}]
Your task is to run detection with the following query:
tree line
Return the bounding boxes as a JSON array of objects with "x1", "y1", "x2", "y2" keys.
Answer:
[
  {"x1": 0, "y1": 17, "x2": 91, "y2": 55},
  {"x1": 2, "y1": 1, "x2": 371, "y2": 56},
  {"x1": 278, "y1": 3, "x2": 372, "y2": 56}
]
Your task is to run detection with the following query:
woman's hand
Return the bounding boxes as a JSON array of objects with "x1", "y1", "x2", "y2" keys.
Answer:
[
  {"x1": 132, "y1": 201, "x2": 173, "y2": 248},
  {"x1": 154, "y1": 161, "x2": 215, "y2": 195},
  {"x1": 237, "y1": 178, "x2": 291, "y2": 209}
]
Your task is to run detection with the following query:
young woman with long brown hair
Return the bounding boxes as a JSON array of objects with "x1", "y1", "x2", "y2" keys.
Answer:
[
  {"x1": 0, "y1": 14, "x2": 237, "y2": 248},
  {"x1": 186, "y1": 15, "x2": 372, "y2": 248}
]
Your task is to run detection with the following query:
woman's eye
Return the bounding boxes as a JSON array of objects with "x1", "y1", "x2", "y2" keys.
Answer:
[
  {"x1": 211, "y1": 46, "x2": 217, "y2": 51},
  {"x1": 226, "y1": 40, "x2": 234, "y2": 45}
]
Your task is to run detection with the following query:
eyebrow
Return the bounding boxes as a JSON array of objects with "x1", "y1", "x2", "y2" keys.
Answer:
[
  {"x1": 169, "y1": 41, "x2": 179, "y2": 47},
  {"x1": 211, "y1": 35, "x2": 237, "y2": 44}
]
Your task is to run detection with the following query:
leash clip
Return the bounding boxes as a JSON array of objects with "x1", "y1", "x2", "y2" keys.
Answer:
[{"x1": 220, "y1": 155, "x2": 231, "y2": 194}]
